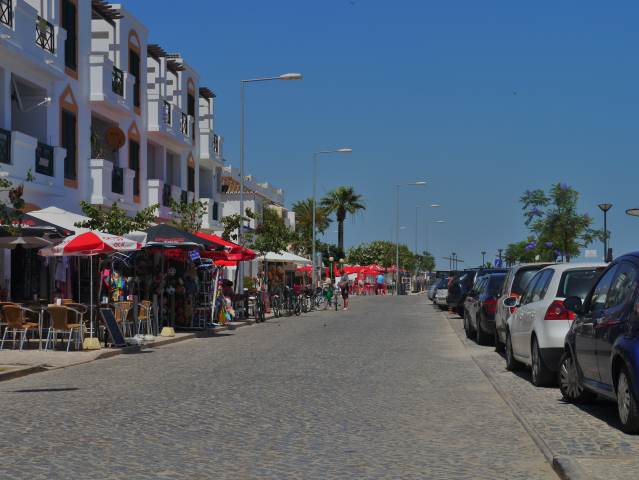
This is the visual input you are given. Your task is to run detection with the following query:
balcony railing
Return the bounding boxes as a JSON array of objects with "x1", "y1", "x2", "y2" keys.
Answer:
[
  {"x1": 112, "y1": 66, "x2": 124, "y2": 96},
  {"x1": 162, "y1": 183, "x2": 171, "y2": 207},
  {"x1": 35, "y1": 16, "x2": 54, "y2": 53},
  {"x1": 163, "y1": 101, "x2": 172, "y2": 126},
  {"x1": 213, "y1": 134, "x2": 220, "y2": 155},
  {"x1": 111, "y1": 166, "x2": 124, "y2": 194},
  {"x1": 180, "y1": 113, "x2": 188, "y2": 136},
  {"x1": 35, "y1": 142, "x2": 54, "y2": 176},
  {"x1": 0, "y1": 0, "x2": 12, "y2": 27},
  {"x1": 0, "y1": 128, "x2": 10, "y2": 165},
  {"x1": 189, "y1": 115, "x2": 195, "y2": 141}
]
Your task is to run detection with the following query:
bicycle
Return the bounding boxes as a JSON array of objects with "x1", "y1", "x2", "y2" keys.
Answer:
[
  {"x1": 270, "y1": 292, "x2": 282, "y2": 318},
  {"x1": 334, "y1": 286, "x2": 341, "y2": 311}
]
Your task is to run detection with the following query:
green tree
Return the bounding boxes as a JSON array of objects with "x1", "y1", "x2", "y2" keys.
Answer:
[
  {"x1": 75, "y1": 201, "x2": 158, "y2": 235},
  {"x1": 347, "y1": 240, "x2": 432, "y2": 271},
  {"x1": 169, "y1": 198, "x2": 207, "y2": 233},
  {"x1": 250, "y1": 207, "x2": 293, "y2": 255},
  {"x1": 520, "y1": 183, "x2": 602, "y2": 262},
  {"x1": 290, "y1": 198, "x2": 332, "y2": 255},
  {"x1": 320, "y1": 186, "x2": 365, "y2": 254},
  {"x1": 220, "y1": 208, "x2": 255, "y2": 243}
]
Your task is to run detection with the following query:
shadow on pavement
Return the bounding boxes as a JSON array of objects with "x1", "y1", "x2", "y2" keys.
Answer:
[{"x1": 10, "y1": 387, "x2": 80, "y2": 393}]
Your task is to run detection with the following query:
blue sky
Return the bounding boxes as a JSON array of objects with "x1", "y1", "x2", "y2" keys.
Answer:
[{"x1": 128, "y1": 1, "x2": 639, "y2": 269}]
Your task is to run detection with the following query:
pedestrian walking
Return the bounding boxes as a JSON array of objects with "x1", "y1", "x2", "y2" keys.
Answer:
[
  {"x1": 338, "y1": 271, "x2": 350, "y2": 310},
  {"x1": 376, "y1": 273, "x2": 385, "y2": 295}
]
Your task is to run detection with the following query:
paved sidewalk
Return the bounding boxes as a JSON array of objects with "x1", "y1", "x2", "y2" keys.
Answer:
[{"x1": 442, "y1": 304, "x2": 639, "y2": 480}]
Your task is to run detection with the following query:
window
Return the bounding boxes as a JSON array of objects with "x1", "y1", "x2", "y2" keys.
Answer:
[
  {"x1": 512, "y1": 267, "x2": 544, "y2": 296},
  {"x1": 129, "y1": 49, "x2": 140, "y2": 108},
  {"x1": 605, "y1": 263, "x2": 638, "y2": 310},
  {"x1": 521, "y1": 271, "x2": 543, "y2": 305},
  {"x1": 129, "y1": 139, "x2": 140, "y2": 197},
  {"x1": 61, "y1": 109, "x2": 76, "y2": 181},
  {"x1": 557, "y1": 268, "x2": 604, "y2": 300},
  {"x1": 585, "y1": 265, "x2": 619, "y2": 316},
  {"x1": 187, "y1": 165, "x2": 195, "y2": 192},
  {"x1": 61, "y1": 0, "x2": 77, "y2": 71},
  {"x1": 536, "y1": 270, "x2": 554, "y2": 300},
  {"x1": 488, "y1": 275, "x2": 505, "y2": 297}
]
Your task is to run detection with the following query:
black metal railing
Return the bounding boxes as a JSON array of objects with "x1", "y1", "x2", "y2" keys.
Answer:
[
  {"x1": 112, "y1": 66, "x2": 124, "y2": 96},
  {"x1": 0, "y1": 128, "x2": 10, "y2": 165},
  {"x1": 180, "y1": 190, "x2": 188, "y2": 204},
  {"x1": 111, "y1": 166, "x2": 124, "y2": 194},
  {"x1": 162, "y1": 183, "x2": 171, "y2": 207},
  {"x1": 189, "y1": 115, "x2": 195, "y2": 141},
  {"x1": 35, "y1": 142, "x2": 54, "y2": 176},
  {"x1": 163, "y1": 100, "x2": 172, "y2": 126},
  {"x1": 213, "y1": 134, "x2": 220, "y2": 155},
  {"x1": 0, "y1": 0, "x2": 12, "y2": 27},
  {"x1": 180, "y1": 113, "x2": 188, "y2": 135},
  {"x1": 36, "y1": 16, "x2": 54, "y2": 53}
]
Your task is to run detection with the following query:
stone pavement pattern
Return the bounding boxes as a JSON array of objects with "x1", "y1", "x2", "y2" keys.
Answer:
[
  {"x1": 0, "y1": 296, "x2": 554, "y2": 479},
  {"x1": 444, "y1": 305, "x2": 639, "y2": 480}
]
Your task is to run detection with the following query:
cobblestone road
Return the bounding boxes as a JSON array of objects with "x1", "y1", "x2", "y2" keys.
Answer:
[
  {"x1": 0, "y1": 296, "x2": 555, "y2": 479},
  {"x1": 444, "y1": 305, "x2": 639, "y2": 480}
]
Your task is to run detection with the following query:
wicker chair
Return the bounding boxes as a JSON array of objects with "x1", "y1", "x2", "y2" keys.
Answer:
[
  {"x1": 113, "y1": 301, "x2": 133, "y2": 337},
  {"x1": 138, "y1": 300, "x2": 153, "y2": 335},
  {"x1": 45, "y1": 305, "x2": 82, "y2": 352},
  {"x1": 0, "y1": 305, "x2": 39, "y2": 350}
]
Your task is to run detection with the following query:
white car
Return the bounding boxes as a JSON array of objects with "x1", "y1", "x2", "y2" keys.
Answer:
[
  {"x1": 503, "y1": 262, "x2": 607, "y2": 386},
  {"x1": 434, "y1": 287, "x2": 449, "y2": 308}
]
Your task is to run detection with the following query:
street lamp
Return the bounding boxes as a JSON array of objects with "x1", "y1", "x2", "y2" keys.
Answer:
[
  {"x1": 416, "y1": 203, "x2": 441, "y2": 255},
  {"x1": 311, "y1": 148, "x2": 353, "y2": 288},
  {"x1": 238, "y1": 72, "x2": 302, "y2": 291},
  {"x1": 598, "y1": 203, "x2": 612, "y2": 260},
  {"x1": 395, "y1": 181, "x2": 426, "y2": 294},
  {"x1": 481, "y1": 251, "x2": 486, "y2": 267}
]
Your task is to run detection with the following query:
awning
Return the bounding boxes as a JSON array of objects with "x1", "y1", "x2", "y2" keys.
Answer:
[
  {"x1": 0, "y1": 209, "x2": 74, "y2": 238},
  {"x1": 259, "y1": 251, "x2": 312, "y2": 265}
]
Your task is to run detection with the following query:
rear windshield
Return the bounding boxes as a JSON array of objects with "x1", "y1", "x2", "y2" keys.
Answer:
[
  {"x1": 556, "y1": 268, "x2": 605, "y2": 300},
  {"x1": 512, "y1": 267, "x2": 543, "y2": 295},
  {"x1": 487, "y1": 275, "x2": 505, "y2": 296}
]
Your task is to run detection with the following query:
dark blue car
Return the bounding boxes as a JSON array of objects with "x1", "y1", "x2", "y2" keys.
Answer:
[{"x1": 561, "y1": 253, "x2": 639, "y2": 433}]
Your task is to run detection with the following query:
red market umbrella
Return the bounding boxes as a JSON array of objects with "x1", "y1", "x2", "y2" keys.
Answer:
[
  {"x1": 195, "y1": 232, "x2": 256, "y2": 260},
  {"x1": 39, "y1": 231, "x2": 141, "y2": 341}
]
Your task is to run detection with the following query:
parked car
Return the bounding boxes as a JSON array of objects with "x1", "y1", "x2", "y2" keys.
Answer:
[
  {"x1": 560, "y1": 253, "x2": 639, "y2": 432},
  {"x1": 503, "y1": 263, "x2": 606, "y2": 387},
  {"x1": 447, "y1": 270, "x2": 477, "y2": 315},
  {"x1": 434, "y1": 282, "x2": 450, "y2": 308},
  {"x1": 428, "y1": 277, "x2": 447, "y2": 301},
  {"x1": 463, "y1": 273, "x2": 506, "y2": 344},
  {"x1": 494, "y1": 263, "x2": 554, "y2": 353},
  {"x1": 450, "y1": 268, "x2": 507, "y2": 316}
]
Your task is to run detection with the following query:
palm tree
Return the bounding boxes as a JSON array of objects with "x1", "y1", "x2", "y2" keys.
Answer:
[
  {"x1": 320, "y1": 186, "x2": 365, "y2": 255},
  {"x1": 291, "y1": 198, "x2": 332, "y2": 255}
]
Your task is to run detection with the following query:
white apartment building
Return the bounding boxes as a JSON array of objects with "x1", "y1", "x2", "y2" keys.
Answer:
[
  {"x1": 220, "y1": 165, "x2": 295, "y2": 231},
  {"x1": 0, "y1": 0, "x2": 226, "y2": 223}
]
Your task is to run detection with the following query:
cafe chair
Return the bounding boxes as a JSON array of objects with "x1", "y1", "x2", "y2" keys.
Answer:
[
  {"x1": 113, "y1": 301, "x2": 133, "y2": 337},
  {"x1": 0, "y1": 301, "x2": 18, "y2": 334},
  {"x1": 138, "y1": 300, "x2": 153, "y2": 336},
  {"x1": 65, "y1": 303, "x2": 88, "y2": 341},
  {"x1": 45, "y1": 305, "x2": 81, "y2": 352},
  {"x1": 0, "y1": 305, "x2": 39, "y2": 351}
]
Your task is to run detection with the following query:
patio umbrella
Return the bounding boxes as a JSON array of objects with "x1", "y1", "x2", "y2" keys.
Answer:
[
  {"x1": 142, "y1": 224, "x2": 223, "y2": 250},
  {"x1": 0, "y1": 236, "x2": 55, "y2": 249},
  {"x1": 39, "y1": 231, "x2": 142, "y2": 341}
]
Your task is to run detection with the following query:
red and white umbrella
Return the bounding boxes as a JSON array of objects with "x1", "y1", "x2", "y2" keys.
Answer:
[
  {"x1": 39, "y1": 231, "x2": 141, "y2": 257},
  {"x1": 38, "y1": 231, "x2": 141, "y2": 342}
]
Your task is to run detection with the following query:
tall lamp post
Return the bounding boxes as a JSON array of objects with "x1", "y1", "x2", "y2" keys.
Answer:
[
  {"x1": 598, "y1": 203, "x2": 612, "y2": 260},
  {"x1": 395, "y1": 181, "x2": 426, "y2": 294},
  {"x1": 311, "y1": 148, "x2": 352, "y2": 288},
  {"x1": 481, "y1": 251, "x2": 486, "y2": 267},
  {"x1": 238, "y1": 72, "x2": 302, "y2": 291}
]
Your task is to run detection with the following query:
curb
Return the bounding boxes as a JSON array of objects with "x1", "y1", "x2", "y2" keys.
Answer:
[
  {"x1": 0, "y1": 364, "x2": 47, "y2": 382},
  {"x1": 437, "y1": 305, "x2": 590, "y2": 480}
]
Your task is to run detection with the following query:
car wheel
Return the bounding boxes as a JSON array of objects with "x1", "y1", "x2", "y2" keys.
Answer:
[
  {"x1": 505, "y1": 331, "x2": 522, "y2": 371},
  {"x1": 464, "y1": 312, "x2": 474, "y2": 339},
  {"x1": 494, "y1": 327, "x2": 505, "y2": 353},
  {"x1": 616, "y1": 368, "x2": 639, "y2": 433},
  {"x1": 476, "y1": 314, "x2": 491, "y2": 345},
  {"x1": 558, "y1": 352, "x2": 595, "y2": 403},
  {"x1": 531, "y1": 337, "x2": 554, "y2": 387}
]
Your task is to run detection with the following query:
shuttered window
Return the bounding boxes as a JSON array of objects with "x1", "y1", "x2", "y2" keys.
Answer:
[
  {"x1": 129, "y1": 50, "x2": 140, "y2": 108},
  {"x1": 61, "y1": 110, "x2": 76, "y2": 180},
  {"x1": 129, "y1": 139, "x2": 140, "y2": 196},
  {"x1": 62, "y1": 0, "x2": 77, "y2": 71}
]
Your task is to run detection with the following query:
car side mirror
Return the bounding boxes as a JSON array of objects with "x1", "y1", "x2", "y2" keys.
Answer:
[
  {"x1": 503, "y1": 296, "x2": 519, "y2": 308},
  {"x1": 564, "y1": 296, "x2": 583, "y2": 314}
]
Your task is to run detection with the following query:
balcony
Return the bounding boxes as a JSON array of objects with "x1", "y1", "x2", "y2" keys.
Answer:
[
  {"x1": 148, "y1": 100, "x2": 193, "y2": 147},
  {"x1": 0, "y1": 1, "x2": 66, "y2": 77},
  {"x1": 0, "y1": 130, "x2": 66, "y2": 205},
  {"x1": 89, "y1": 159, "x2": 135, "y2": 208},
  {"x1": 89, "y1": 55, "x2": 135, "y2": 117},
  {"x1": 200, "y1": 198, "x2": 222, "y2": 230},
  {"x1": 148, "y1": 180, "x2": 185, "y2": 219}
]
